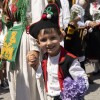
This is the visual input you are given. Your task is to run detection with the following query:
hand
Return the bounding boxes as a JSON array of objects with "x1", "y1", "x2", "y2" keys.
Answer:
[
  {"x1": 70, "y1": 16, "x2": 81, "y2": 26},
  {"x1": 69, "y1": 20, "x2": 78, "y2": 28},
  {"x1": 88, "y1": 21, "x2": 99, "y2": 28},
  {"x1": 27, "y1": 50, "x2": 39, "y2": 70},
  {"x1": 60, "y1": 28, "x2": 66, "y2": 37}
]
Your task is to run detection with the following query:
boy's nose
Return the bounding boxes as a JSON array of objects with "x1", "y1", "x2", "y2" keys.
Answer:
[{"x1": 47, "y1": 39, "x2": 51, "y2": 46}]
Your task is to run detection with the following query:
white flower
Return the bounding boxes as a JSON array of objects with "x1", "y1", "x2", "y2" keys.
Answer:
[
  {"x1": 70, "y1": 4, "x2": 85, "y2": 21},
  {"x1": 47, "y1": 14, "x2": 51, "y2": 19}
]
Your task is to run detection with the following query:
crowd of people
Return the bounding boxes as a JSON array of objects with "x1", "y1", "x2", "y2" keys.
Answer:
[{"x1": 0, "y1": 0, "x2": 100, "y2": 100}]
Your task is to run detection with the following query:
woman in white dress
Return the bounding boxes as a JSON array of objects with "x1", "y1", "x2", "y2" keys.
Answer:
[{"x1": 2, "y1": 0, "x2": 48, "y2": 100}]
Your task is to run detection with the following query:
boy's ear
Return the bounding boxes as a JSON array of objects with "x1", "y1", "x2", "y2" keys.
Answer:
[{"x1": 36, "y1": 39, "x2": 39, "y2": 44}]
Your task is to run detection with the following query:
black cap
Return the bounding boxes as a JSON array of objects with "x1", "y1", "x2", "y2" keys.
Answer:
[{"x1": 29, "y1": 3, "x2": 60, "y2": 39}]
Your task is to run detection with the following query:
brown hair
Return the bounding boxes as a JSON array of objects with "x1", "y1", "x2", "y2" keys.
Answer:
[
  {"x1": 48, "y1": 0, "x2": 55, "y2": 3},
  {"x1": 38, "y1": 28, "x2": 61, "y2": 37},
  {"x1": 0, "y1": 1, "x2": 3, "y2": 8}
]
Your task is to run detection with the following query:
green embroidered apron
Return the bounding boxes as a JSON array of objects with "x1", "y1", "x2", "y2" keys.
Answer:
[{"x1": 1, "y1": 24, "x2": 24, "y2": 69}]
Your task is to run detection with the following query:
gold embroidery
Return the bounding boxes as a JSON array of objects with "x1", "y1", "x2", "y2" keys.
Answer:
[{"x1": 1, "y1": 31, "x2": 17, "y2": 60}]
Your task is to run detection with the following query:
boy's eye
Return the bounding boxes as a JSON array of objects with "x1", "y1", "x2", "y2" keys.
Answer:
[
  {"x1": 40, "y1": 38, "x2": 47, "y2": 42},
  {"x1": 50, "y1": 36, "x2": 56, "y2": 40}
]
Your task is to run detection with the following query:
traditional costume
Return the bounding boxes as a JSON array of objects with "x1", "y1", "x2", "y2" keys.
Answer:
[
  {"x1": 29, "y1": 3, "x2": 89, "y2": 100},
  {"x1": 84, "y1": 1, "x2": 100, "y2": 73},
  {"x1": 64, "y1": 0, "x2": 86, "y2": 71},
  {"x1": 85, "y1": 0, "x2": 100, "y2": 58}
]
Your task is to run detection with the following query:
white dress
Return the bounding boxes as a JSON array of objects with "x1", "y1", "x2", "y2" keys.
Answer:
[{"x1": 31, "y1": 0, "x2": 48, "y2": 23}]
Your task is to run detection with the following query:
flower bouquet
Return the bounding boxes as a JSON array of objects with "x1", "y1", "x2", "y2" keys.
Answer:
[
  {"x1": 60, "y1": 76, "x2": 87, "y2": 100},
  {"x1": 67, "y1": 4, "x2": 85, "y2": 36}
]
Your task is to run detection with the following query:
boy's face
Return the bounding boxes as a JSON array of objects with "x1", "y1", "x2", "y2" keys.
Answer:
[{"x1": 37, "y1": 29, "x2": 62, "y2": 57}]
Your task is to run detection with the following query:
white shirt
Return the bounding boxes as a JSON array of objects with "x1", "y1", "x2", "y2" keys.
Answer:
[{"x1": 47, "y1": 53, "x2": 60, "y2": 96}]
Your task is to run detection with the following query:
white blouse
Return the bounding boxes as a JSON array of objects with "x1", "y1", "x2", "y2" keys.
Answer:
[{"x1": 47, "y1": 53, "x2": 61, "y2": 96}]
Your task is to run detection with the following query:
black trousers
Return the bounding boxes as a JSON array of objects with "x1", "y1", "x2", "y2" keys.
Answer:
[
  {"x1": 80, "y1": 61, "x2": 85, "y2": 71},
  {"x1": 54, "y1": 95, "x2": 61, "y2": 100}
]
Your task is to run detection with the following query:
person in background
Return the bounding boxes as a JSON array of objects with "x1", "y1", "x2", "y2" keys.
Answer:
[
  {"x1": 64, "y1": 0, "x2": 89, "y2": 70},
  {"x1": 64, "y1": 0, "x2": 96, "y2": 84},
  {"x1": 84, "y1": 0, "x2": 100, "y2": 76},
  {"x1": 28, "y1": 3, "x2": 89, "y2": 100},
  {"x1": 1, "y1": 0, "x2": 47, "y2": 100}
]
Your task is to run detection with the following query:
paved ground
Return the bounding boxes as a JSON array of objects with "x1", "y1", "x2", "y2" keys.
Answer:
[
  {"x1": 0, "y1": 66, "x2": 100, "y2": 100},
  {"x1": 84, "y1": 72, "x2": 100, "y2": 100},
  {"x1": 0, "y1": 88, "x2": 10, "y2": 100}
]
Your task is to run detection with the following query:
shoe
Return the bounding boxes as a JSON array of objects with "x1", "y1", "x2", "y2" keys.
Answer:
[{"x1": 92, "y1": 70, "x2": 100, "y2": 75}]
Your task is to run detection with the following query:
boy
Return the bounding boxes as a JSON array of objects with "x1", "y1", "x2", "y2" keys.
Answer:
[{"x1": 28, "y1": 3, "x2": 89, "y2": 100}]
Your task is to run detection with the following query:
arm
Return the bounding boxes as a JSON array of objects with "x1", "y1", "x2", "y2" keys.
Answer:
[
  {"x1": 27, "y1": 52, "x2": 43, "y2": 79},
  {"x1": 85, "y1": 20, "x2": 100, "y2": 28},
  {"x1": 27, "y1": 34, "x2": 40, "y2": 70},
  {"x1": 27, "y1": 50, "x2": 39, "y2": 70},
  {"x1": 69, "y1": 59, "x2": 89, "y2": 89}
]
